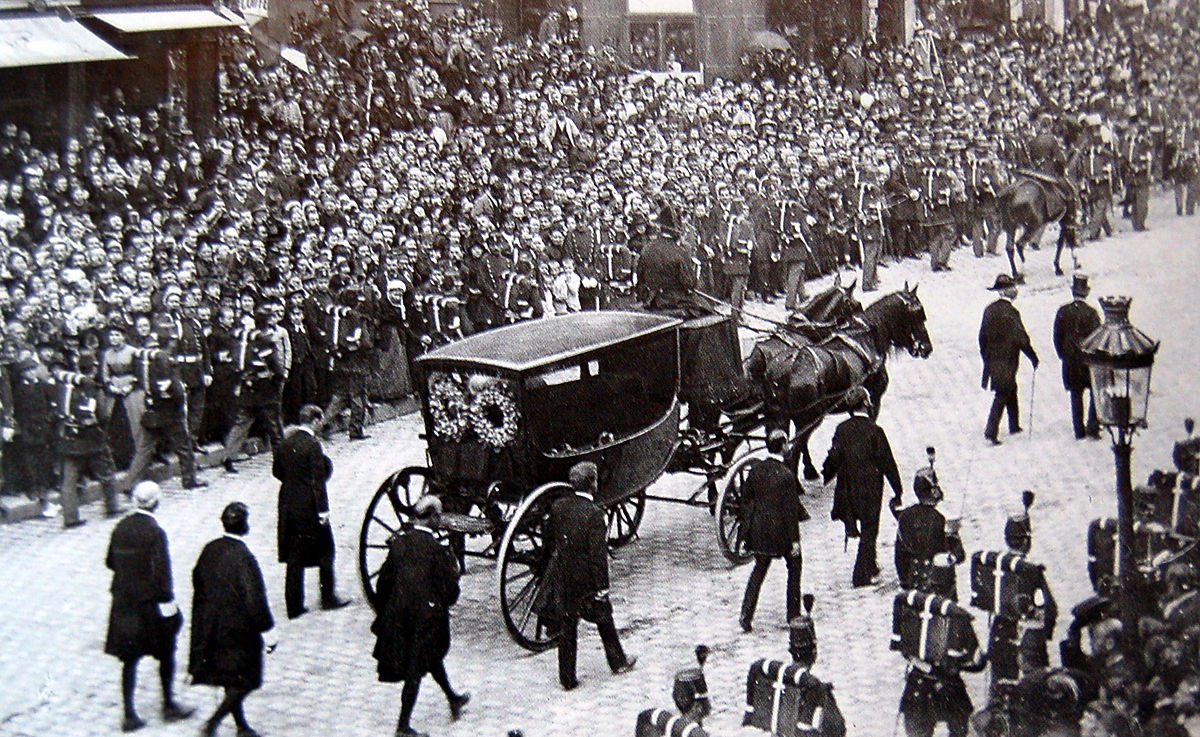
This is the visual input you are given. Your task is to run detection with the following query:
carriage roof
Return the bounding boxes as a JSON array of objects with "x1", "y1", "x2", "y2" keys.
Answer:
[{"x1": 415, "y1": 311, "x2": 681, "y2": 373}]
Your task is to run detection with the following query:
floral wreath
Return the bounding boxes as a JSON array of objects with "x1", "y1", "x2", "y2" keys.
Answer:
[
  {"x1": 469, "y1": 385, "x2": 520, "y2": 448},
  {"x1": 428, "y1": 375, "x2": 469, "y2": 440}
]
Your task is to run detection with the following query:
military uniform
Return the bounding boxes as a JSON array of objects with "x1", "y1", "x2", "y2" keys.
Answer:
[
  {"x1": 321, "y1": 297, "x2": 373, "y2": 440},
  {"x1": 203, "y1": 322, "x2": 239, "y2": 444},
  {"x1": 854, "y1": 175, "x2": 886, "y2": 292},
  {"x1": 965, "y1": 148, "x2": 1004, "y2": 257},
  {"x1": 223, "y1": 323, "x2": 285, "y2": 464},
  {"x1": 717, "y1": 207, "x2": 755, "y2": 314},
  {"x1": 1125, "y1": 125, "x2": 1156, "y2": 231},
  {"x1": 924, "y1": 160, "x2": 961, "y2": 272},
  {"x1": 1081, "y1": 139, "x2": 1117, "y2": 240},
  {"x1": 777, "y1": 197, "x2": 813, "y2": 311},
  {"x1": 126, "y1": 351, "x2": 201, "y2": 490},
  {"x1": 598, "y1": 243, "x2": 638, "y2": 310},
  {"x1": 153, "y1": 310, "x2": 210, "y2": 439},
  {"x1": 56, "y1": 370, "x2": 120, "y2": 524}
]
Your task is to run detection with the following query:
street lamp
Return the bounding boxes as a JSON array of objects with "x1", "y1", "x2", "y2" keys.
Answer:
[{"x1": 1079, "y1": 295, "x2": 1159, "y2": 669}]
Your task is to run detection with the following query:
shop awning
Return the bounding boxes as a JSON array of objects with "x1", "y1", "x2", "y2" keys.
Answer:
[
  {"x1": 627, "y1": 0, "x2": 693, "y2": 14},
  {"x1": 0, "y1": 14, "x2": 132, "y2": 68},
  {"x1": 91, "y1": 6, "x2": 239, "y2": 33}
]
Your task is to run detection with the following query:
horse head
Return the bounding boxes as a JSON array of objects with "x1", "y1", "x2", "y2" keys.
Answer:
[
  {"x1": 863, "y1": 282, "x2": 932, "y2": 359},
  {"x1": 799, "y1": 275, "x2": 863, "y2": 325},
  {"x1": 898, "y1": 282, "x2": 933, "y2": 359}
]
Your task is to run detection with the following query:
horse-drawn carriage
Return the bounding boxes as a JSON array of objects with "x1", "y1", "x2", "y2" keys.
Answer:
[{"x1": 358, "y1": 286, "x2": 933, "y2": 651}]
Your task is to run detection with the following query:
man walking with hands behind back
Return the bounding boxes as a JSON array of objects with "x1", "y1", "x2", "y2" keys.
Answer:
[
  {"x1": 538, "y1": 461, "x2": 637, "y2": 690},
  {"x1": 1053, "y1": 274, "x2": 1102, "y2": 440},
  {"x1": 104, "y1": 481, "x2": 193, "y2": 732},
  {"x1": 979, "y1": 274, "x2": 1039, "y2": 445},
  {"x1": 190, "y1": 502, "x2": 275, "y2": 737},
  {"x1": 739, "y1": 429, "x2": 808, "y2": 632},
  {"x1": 274, "y1": 404, "x2": 350, "y2": 619},
  {"x1": 823, "y1": 387, "x2": 903, "y2": 588},
  {"x1": 371, "y1": 496, "x2": 470, "y2": 737}
]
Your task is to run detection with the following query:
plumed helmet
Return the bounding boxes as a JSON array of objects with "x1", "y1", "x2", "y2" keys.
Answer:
[
  {"x1": 788, "y1": 594, "x2": 817, "y2": 665},
  {"x1": 913, "y1": 467, "x2": 940, "y2": 501},
  {"x1": 672, "y1": 646, "x2": 711, "y2": 717}
]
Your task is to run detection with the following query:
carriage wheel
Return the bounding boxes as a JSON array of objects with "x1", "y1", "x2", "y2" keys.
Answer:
[
  {"x1": 715, "y1": 455, "x2": 759, "y2": 565},
  {"x1": 497, "y1": 482, "x2": 570, "y2": 652},
  {"x1": 606, "y1": 492, "x2": 645, "y2": 549},
  {"x1": 359, "y1": 466, "x2": 436, "y2": 610}
]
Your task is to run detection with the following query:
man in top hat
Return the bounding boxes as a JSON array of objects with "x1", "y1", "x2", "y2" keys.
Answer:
[
  {"x1": 823, "y1": 387, "x2": 903, "y2": 587},
  {"x1": 1053, "y1": 274, "x2": 1102, "y2": 440},
  {"x1": 536, "y1": 461, "x2": 637, "y2": 690},
  {"x1": 105, "y1": 481, "x2": 193, "y2": 732},
  {"x1": 739, "y1": 429, "x2": 807, "y2": 632},
  {"x1": 979, "y1": 274, "x2": 1038, "y2": 445}
]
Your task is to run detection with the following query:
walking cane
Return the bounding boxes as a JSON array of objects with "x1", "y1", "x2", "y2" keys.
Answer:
[{"x1": 1028, "y1": 367, "x2": 1037, "y2": 440}]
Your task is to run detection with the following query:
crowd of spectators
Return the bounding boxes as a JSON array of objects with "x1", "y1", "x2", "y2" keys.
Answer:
[{"x1": 0, "y1": 0, "x2": 1194, "y2": 495}]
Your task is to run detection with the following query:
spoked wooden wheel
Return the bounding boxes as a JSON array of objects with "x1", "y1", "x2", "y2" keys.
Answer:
[
  {"x1": 606, "y1": 491, "x2": 645, "y2": 549},
  {"x1": 497, "y1": 482, "x2": 569, "y2": 652},
  {"x1": 359, "y1": 466, "x2": 436, "y2": 609},
  {"x1": 715, "y1": 455, "x2": 759, "y2": 565}
]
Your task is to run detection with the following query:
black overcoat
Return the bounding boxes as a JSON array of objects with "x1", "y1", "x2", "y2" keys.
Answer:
[
  {"x1": 636, "y1": 235, "x2": 697, "y2": 314},
  {"x1": 371, "y1": 527, "x2": 460, "y2": 682},
  {"x1": 105, "y1": 511, "x2": 180, "y2": 661},
  {"x1": 189, "y1": 536, "x2": 274, "y2": 691},
  {"x1": 823, "y1": 415, "x2": 902, "y2": 531},
  {"x1": 979, "y1": 299, "x2": 1037, "y2": 394},
  {"x1": 1052, "y1": 299, "x2": 1101, "y2": 391},
  {"x1": 741, "y1": 456, "x2": 806, "y2": 557},
  {"x1": 273, "y1": 428, "x2": 334, "y2": 566},
  {"x1": 537, "y1": 492, "x2": 609, "y2": 620}
]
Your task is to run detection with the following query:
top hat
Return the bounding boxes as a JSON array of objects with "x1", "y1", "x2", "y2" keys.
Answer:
[
  {"x1": 1071, "y1": 273, "x2": 1090, "y2": 298},
  {"x1": 988, "y1": 273, "x2": 1017, "y2": 291}
]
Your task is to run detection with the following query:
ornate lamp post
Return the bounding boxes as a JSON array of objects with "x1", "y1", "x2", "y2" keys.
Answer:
[{"x1": 1079, "y1": 296, "x2": 1159, "y2": 665}]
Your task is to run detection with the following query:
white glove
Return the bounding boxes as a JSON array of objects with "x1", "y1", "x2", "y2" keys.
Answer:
[
  {"x1": 1, "y1": 427, "x2": 12, "y2": 442},
  {"x1": 158, "y1": 601, "x2": 179, "y2": 617},
  {"x1": 318, "y1": 512, "x2": 330, "y2": 525}
]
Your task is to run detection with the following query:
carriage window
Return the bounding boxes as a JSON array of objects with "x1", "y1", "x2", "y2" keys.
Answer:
[
  {"x1": 427, "y1": 371, "x2": 520, "y2": 448},
  {"x1": 526, "y1": 332, "x2": 677, "y2": 454}
]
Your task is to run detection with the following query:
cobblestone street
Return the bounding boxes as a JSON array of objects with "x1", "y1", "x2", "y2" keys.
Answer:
[{"x1": 2, "y1": 195, "x2": 1198, "y2": 737}]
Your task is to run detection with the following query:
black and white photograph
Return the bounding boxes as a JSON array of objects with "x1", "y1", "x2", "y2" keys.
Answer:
[{"x1": 0, "y1": 0, "x2": 1198, "y2": 734}]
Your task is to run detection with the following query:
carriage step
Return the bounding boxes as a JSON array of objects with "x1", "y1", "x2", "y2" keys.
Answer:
[{"x1": 436, "y1": 513, "x2": 493, "y2": 535}]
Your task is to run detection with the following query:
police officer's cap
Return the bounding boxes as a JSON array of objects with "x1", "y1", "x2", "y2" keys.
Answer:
[{"x1": 788, "y1": 594, "x2": 818, "y2": 665}]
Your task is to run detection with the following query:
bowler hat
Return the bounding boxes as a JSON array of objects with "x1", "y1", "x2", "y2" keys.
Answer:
[{"x1": 988, "y1": 273, "x2": 1017, "y2": 291}]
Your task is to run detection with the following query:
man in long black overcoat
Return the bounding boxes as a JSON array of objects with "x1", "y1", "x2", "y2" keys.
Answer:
[
  {"x1": 105, "y1": 481, "x2": 192, "y2": 732},
  {"x1": 537, "y1": 461, "x2": 637, "y2": 690},
  {"x1": 738, "y1": 429, "x2": 807, "y2": 632},
  {"x1": 274, "y1": 405, "x2": 349, "y2": 619},
  {"x1": 636, "y1": 207, "x2": 701, "y2": 317},
  {"x1": 979, "y1": 274, "x2": 1039, "y2": 444},
  {"x1": 1052, "y1": 274, "x2": 1102, "y2": 439},
  {"x1": 823, "y1": 388, "x2": 903, "y2": 587},
  {"x1": 371, "y1": 496, "x2": 469, "y2": 737},
  {"x1": 190, "y1": 502, "x2": 274, "y2": 737}
]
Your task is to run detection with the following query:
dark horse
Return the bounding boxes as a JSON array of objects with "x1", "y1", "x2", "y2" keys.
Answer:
[
  {"x1": 996, "y1": 152, "x2": 1083, "y2": 282},
  {"x1": 744, "y1": 284, "x2": 933, "y2": 479}
]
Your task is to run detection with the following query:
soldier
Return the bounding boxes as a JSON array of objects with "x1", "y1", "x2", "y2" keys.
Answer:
[
  {"x1": 925, "y1": 145, "x2": 962, "y2": 273},
  {"x1": 153, "y1": 285, "x2": 211, "y2": 443},
  {"x1": 778, "y1": 180, "x2": 813, "y2": 311},
  {"x1": 9, "y1": 357, "x2": 56, "y2": 515},
  {"x1": 855, "y1": 163, "x2": 887, "y2": 292},
  {"x1": 886, "y1": 138, "x2": 924, "y2": 263},
  {"x1": 500, "y1": 256, "x2": 542, "y2": 324},
  {"x1": 965, "y1": 140, "x2": 1004, "y2": 258},
  {"x1": 897, "y1": 605, "x2": 986, "y2": 737},
  {"x1": 983, "y1": 495, "x2": 1058, "y2": 701},
  {"x1": 1081, "y1": 123, "x2": 1117, "y2": 241},
  {"x1": 221, "y1": 305, "x2": 285, "y2": 473},
  {"x1": 126, "y1": 348, "x2": 206, "y2": 490},
  {"x1": 1125, "y1": 120, "x2": 1157, "y2": 231},
  {"x1": 55, "y1": 355, "x2": 121, "y2": 526},
  {"x1": 715, "y1": 190, "x2": 755, "y2": 315},
  {"x1": 1166, "y1": 114, "x2": 1199, "y2": 217},
  {"x1": 462, "y1": 239, "x2": 502, "y2": 332},
  {"x1": 1053, "y1": 274, "x2": 1102, "y2": 440},
  {"x1": 205, "y1": 305, "x2": 240, "y2": 460},
  {"x1": 319, "y1": 286, "x2": 374, "y2": 441},
  {"x1": 597, "y1": 235, "x2": 637, "y2": 310},
  {"x1": 890, "y1": 448, "x2": 965, "y2": 599}
]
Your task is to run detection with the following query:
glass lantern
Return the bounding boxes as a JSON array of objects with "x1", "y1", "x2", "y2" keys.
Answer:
[{"x1": 1080, "y1": 296, "x2": 1159, "y2": 429}]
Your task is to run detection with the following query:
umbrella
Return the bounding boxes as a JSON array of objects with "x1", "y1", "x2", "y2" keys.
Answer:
[{"x1": 748, "y1": 30, "x2": 790, "y2": 52}]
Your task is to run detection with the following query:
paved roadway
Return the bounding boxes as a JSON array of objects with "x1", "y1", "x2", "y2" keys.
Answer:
[{"x1": 2, "y1": 195, "x2": 1198, "y2": 737}]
